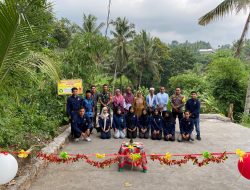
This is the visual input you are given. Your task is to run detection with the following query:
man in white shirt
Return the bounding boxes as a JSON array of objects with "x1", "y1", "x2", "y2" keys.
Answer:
[
  {"x1": 156, "y1": 86, "x2": 169, "y2": 116},
  {"x1": 146, "y1": 87, "x2": 156, "y2": 114}
]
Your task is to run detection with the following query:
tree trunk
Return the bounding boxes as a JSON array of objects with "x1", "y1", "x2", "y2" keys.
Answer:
[
  {"x1": 112, "y1": 61, "x2": 118, "y2": 94},
  {"x1": 138, "y1": 71, "x2": 142, "y2": 89},
  {"x1": 105, "y1": 0, "x2": 112, "y2": 37},
  {"x1": 244, "y1": 76, "x2": 250, "y2": 114},
  {"x1": 235, "y1": 12, "x2": 250, "y2": 57}
]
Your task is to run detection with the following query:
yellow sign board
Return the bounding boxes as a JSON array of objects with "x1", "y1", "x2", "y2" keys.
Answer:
[{"x1": 58, "y1": 79, "x2": 83, "y2": 95}]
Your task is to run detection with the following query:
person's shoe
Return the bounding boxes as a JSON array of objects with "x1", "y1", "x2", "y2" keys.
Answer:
[
  {"x1": 74, "y1": 138, "x2": 80, "y2": 142},
  {"x1": 196, "y1": 135, "x2": 201, "y2": 141},
  {"x1": 190, "y1": 137, "x2": 194, "y2": 141},
  {"x1": 85, "y1": 137, "x2": 92, "y2": 142},
  {"x1": 177, "y1": 139, "x2": 182, "y2": 142}
]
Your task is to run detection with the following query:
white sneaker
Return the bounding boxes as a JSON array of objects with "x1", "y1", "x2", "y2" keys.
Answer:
[
  {"x1": 85, "y1": 137, "x2": 92, "y2": 142},
  {"x1": 74, "y1": 138, "x2": 80, "y2": 142}
]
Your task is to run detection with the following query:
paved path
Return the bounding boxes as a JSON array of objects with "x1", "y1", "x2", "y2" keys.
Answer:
[{"x1": 30, "y1": 119, "x2": 250, "y2": 190}]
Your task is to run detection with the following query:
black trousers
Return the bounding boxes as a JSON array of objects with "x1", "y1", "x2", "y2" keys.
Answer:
[
  {"x1": 172, "y1": 112, "x2": 183, "y2": 121},
  {"x1": 100, "y1": 131, "x2": 111, "y2": 139},
  {"x1": 151, "y1": 130, "x2": 162, "y2": 140},
  {"x1": 139, "y1": 130, "x2": 149, "y2": 139},
  {"x1": 127, "y1": 129, "x2": 137, "y2": 139}
]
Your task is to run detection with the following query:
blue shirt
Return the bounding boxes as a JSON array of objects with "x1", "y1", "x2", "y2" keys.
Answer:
[
  {"x1": 125, "y1": 113, "x2": 138, "y2": 129},
  {"x1": 185, "y1": 99, "x2": 200, "y2": 118},
  {"x1": 82, "y1": 98, "x2": 94, "y2": 118},
  {"x1": 156, "y1": 92, "x2": 169, "y2": 111},
  {"x1": 112, "y1": 114, "x2": 126, "y2": 130},
  {"x1": 150, "y1": 116, "x2": 163, "y2": 131},
  {"x1": 146, "y1": 94, "x2": 156, "y2": 108},
  {"x1": 66, "y1": 95, "x2": 82, "y2": 117},
  {"x1": 138, "y1": 115, "x2": 150, "y2": 129},
  {"x1": 72, "y1": 115, "x2": 92, "y2": 135},
  {"x1": 180, "y1": 118, "x2": 194, "y2": 135}
]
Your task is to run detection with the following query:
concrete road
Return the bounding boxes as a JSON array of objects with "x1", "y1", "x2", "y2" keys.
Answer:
[{"x1": 29, "y1": 119, "x2": 250, "y2": 190}]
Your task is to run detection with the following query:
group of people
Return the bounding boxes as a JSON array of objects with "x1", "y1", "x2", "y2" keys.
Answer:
[{"x1": 66, "y1": 84, "x2": 201, "y2": 142}]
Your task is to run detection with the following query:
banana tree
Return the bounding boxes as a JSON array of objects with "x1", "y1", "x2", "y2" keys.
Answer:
[{"x1": 0, "y1": 0, "x2": 60, "y2": 86}]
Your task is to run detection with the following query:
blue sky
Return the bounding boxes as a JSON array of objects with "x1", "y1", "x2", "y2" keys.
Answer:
[{"x1": 51, "y1": 0, "x2": 248, "y2": 48}]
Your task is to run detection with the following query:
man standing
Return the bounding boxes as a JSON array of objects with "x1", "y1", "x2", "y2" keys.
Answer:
[
  {"x1": 123, "y1": 86, "x2": 134, "y2": 113},
  {"x1": 66, "y1": 87, "x2": 83, "y2": 137},
  {"x1": 171, "y1": 87, "x2": 185, "y2": 126},
  {"x1": 155, "y1": 86, "x2": 169, "y2": 116},
  {"x1": 66, "y1": 87, "x2": 83, "y2": 121},
  {"x1": 146, "y1": 87, "x2": 156, "y2": 114},
  {"x1": 99, "y1": 84, "x2": 112, "y2": 113},
  {"x1": 185, "y1": 91, "x2": 201, "y2": 140},
  {"x1": 91, "y1": 85, "x2": 99, "y2": 127},
  {"x1": 82, "y1": 90, "x2": 94, "y2": 130}
]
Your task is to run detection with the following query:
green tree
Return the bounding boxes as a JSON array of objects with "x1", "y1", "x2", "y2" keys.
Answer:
[
  {"x1": 160, "y1": 46, "x2": 197, "y2": 86},
  {"x1": 131, "y1": 30, "x2": 161, "y2": 88},
  {"x1": 82, "y1": 14, "x2": 105, "y2": 34},
  {"x1": 207, "y1": 56, "x2": 248, "y2": 120},
  {"x1": 110, "y1": 17, "x2": 135, "y2": 91},
  {"x1": 62, "y1": 33, "x2": 110, "y2": 86}
]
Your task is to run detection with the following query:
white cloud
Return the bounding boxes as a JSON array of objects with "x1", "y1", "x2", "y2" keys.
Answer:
[{"x1": 51, "y1": 0, "x2": 249, "y2": 47}]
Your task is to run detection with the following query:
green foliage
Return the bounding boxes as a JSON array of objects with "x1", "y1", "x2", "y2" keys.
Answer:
[
  {"x1": 207, "y1": 56, "x2": 248, "y2": 120},
  {"x1": 169, "y1": 72, "x2": 207, "y2": 94},
  {"x1": 62, "y1": 33, "x2": 110, "y2": 87},
  {"x1": 240, "y1": 113, "x2": 250, "y2": 128}
]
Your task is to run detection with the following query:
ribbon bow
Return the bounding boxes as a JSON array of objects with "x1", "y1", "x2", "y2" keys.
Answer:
[
  {"x1": 96, "y1": 153, "x2": 106, "y2": 159},
  {"x1": 18, "y1": 149, "x2": 30, "y2": 158},
  {"x1": 202, "y1": 151, "x2": 211, "y2": 159},
  {"x1": 59, "y1": 151, "x2": 70, "y2": 160},
  {"x1": 236, "y1": 149, "x2": 246, "y2": 162},
  {"x1": 164, "y1": 152, "x2": 172, "y2": 160}
]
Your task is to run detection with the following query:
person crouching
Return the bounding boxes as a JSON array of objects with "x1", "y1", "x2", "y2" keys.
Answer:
[
  {"x1": 178, "y1": 110, "x2": 194, "y2": 142},
  {"x1": 72, "y1": 107, "x2": 92, "y2": 142},
  {"x1": 113, "y1": 107, "x2": 126, "y2": 139},
  {"x1": 150, "y1": 109, "x2": 163, "y2": 140},
  {"x1": 126, "y1": 106, "x2": 138, "y2": 139},
  {"x1": 163, "y1": 111, "x2": 176, "y2": 141},
  {"x1": 98, "y1": 107, "x2": 111, "y2": 139},
  {"x1": 138, "y1": 109, "x2": 150, "y2": 139}
]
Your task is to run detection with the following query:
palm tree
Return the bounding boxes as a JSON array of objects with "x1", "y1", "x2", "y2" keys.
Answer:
[
  {"x1": 110, "y1": 17, "x2": 135, "y2": 91},
  {"x1": 82, "y1": 14, "x2": 105, "y2": 34},
  {"x1": 198, "y1": 0, "x2": 250, "y2": 113},
  {"x1": 133, "y1": 30, "x2": 160, "y2": 88},
  {"x1": 0, "y1": 0, "x2": 60, "y2": 86}
]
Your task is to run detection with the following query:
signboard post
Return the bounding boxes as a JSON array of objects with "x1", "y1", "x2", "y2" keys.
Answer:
[{"x1": 57, "y1": 79, "x2": 83, "y2": 95}]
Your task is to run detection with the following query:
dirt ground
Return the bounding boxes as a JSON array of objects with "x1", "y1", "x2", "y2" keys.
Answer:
[{"x1": 29, "y1": 119, "x2": 250, "y2": 190}]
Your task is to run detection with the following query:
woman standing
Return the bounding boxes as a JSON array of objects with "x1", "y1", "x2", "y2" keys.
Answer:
[
  {"x1": 133, "y1": 91, "x2": 146, "y2": 118},
  {"x1": 113, "y1": 89, "x2": 125, "y2": 113},
  {"x1": 98, "y1": 107, "x2": 111, "y2": 139}
]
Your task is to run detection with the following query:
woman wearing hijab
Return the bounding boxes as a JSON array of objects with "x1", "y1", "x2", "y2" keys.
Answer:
[
  {"x1": 138, "y1": 108, "x2": 150, "y2": 139},
  {"x1": 113, "y1": 107, "x2": 126, "y2": 139},
  {"x1": 150, "y1": 109, "x2": 163, "y2": 140},
  {"x1": 162, "y1": 111, "x2": 176, "y2": 141},
  {"x1": 133, "y1": 91, "x2": 146, "y2": 118},
  {"x1": 126, "y1": 106, "x2": 138, "y2": 139},
  {"x1": 113, "y1": 89, "x2": 125, "y2": 113},
  {"x1": 124, "y1": 86, "x2": 134, "y2": 113},
  {"x1": 98, "y1": 106, "x2": 111, "y2": 139}
]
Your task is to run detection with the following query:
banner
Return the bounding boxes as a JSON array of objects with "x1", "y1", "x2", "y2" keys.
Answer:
[{"x1": 57, "y1": 79, "x2": 83, "y2": 95}]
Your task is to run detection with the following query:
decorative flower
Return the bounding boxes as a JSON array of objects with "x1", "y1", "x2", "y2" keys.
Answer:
[
  {"x1": 236, "y1": 149, "x2": 246, "y2": 162},
  {"x1": 202, "y1": 151, "x2": 211, "y2": 159},
  {"x1": 96, "y1": 153, "x2": 106, "y2": 159},
  {"x1": 18, "y1": 149, "x2": 29, "y2": 158},
  {"x1": 128, "y1": 145, "x2": 134, "y2": 150},
  {"x1": 59, "y1": 151, "x2": 70, "y2": 160},
  {"x1": 164, "y1": 152, "x2": 172, "y2": 160},
  {"x1": 130, "y1": 153, "x2": 141, "y2": 162}
]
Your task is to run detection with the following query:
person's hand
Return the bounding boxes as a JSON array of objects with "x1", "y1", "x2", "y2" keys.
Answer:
[
  {"x1": 123, "y1": 129, "x2": 126, "y2": 133},
  {"x1": 81, "y1": 132, "x2": 86, "y2": 138},
  {"x1": 186, "y1": 134, "x2": 190, "y2": 138}
]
